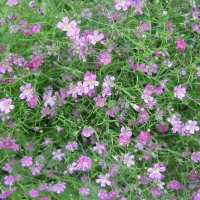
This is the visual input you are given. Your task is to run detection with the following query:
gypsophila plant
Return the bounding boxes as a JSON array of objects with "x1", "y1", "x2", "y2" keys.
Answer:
[{"x1": 0, "y1": 0, "x2": 200, "y2": 199}]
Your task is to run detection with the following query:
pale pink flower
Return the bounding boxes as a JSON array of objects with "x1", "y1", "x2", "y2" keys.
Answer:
[{"x1": 174, "y1": 84, "x2": 186, "y2": 99}]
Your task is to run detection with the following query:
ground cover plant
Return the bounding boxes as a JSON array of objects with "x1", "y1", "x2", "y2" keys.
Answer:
[{"x1": 0, "y1": 0, "x2": 200, "y2": 199}]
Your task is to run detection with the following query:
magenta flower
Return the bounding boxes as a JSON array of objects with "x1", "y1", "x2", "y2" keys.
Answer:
[
  {"x1": 82, "y1": 126, "x2": 94, "y2": 137},
  {"x1": 138, "y1": 130, "x2": 151, "y2": 143},
  {"x1": 174, "y1": 84, "x2": 186, "y2": 99},
  {"x1": 94, "y1": 95, "x2": 106, "y2": 107},
  {"x1": 77, "y1": 156, "x2": 92, "y2": 171},
  {"x1": 100, "y1": 52, "x2": 111, "y2": 65},
  {"x1": 185, "y1": 120, "x2": 199, "y2": 134},
  {"x1": 57, "y1": 16, "x2": 77, "y2": 32},
  {"x1": 175, "y1": 38, "x2": 186, "y2": 50},
  {"x1": 30, "y1": 55, "x2": 44, "y2": 68},
  {"x1": 52, "y1": 149, "x2": 65, "y2": 161},
  {"x1": 189, "y1": 170, "x2": 197, "y2": 181},
  {"x1": 0, "y1": 98, "x2": 14, "y2": 114},
  {"x1": 52, "y1": 181, "x2": 66, "y2": 194},
  {"x1": 21, "y1": 156, "x2": 33, "y2": 167},
  {"x1": 118, "y1": 134, "x2": 130, "y2": 146},
  {"x1": 79, "y1": 187, "x2": 90, "y2": 195},
  {"x1": 29, "y1": 188, "x2": 39, "y2": 197},
  {"x1": 96, "y1": 173, "x2": 111, "y2": 187}
]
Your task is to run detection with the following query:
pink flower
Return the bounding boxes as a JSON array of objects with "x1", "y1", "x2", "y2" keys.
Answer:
[
  {"x1": 19, "y1": 83, "x2": 34, "y2": 100},
  {"x1": 94, "y1": 95, "x2": 106, "y2": 107},
  {"x1": 0, "y1": 187, "x2": 17, "y2": 199},
  {"x1": 93, "y1": 142, "x2": 107, "y2": 155},
  {"x1": 79, "y1": 187, "x2": 90, "y2": 195},
  {"x1": 120, "y1": 126, "x2": 132, "y2": 137},
  {"x1": 167, "y1": 180, "x2": 182, "y2": 190},
  {"x1": 82, "y1": 126, "x2": 94, "y2": 137},
  {"x1": 138, "y1": 130, "x2": 151, "y2": 143},
  {"x1": 77, "y1": 156, "x2": 92, "y2": 171},
  {"x1": 6, "y1": 0, "x2": 20, "y2": 7},
  {"x1": 0, "y1": 98, "x2": 14, "y2": 114},
  {"x1": 193, "y1": 189, "x2": 200, "y2": 200},
  {"x1": 118, "y1": 135, "x2": 130, "y2": 146},
  {"x1": 65, "y1": 141, "x2": 78, "y2": 151},
  {"x1": 0, "y1": 60, "x2": 12, "y2": 73},
  {"x1": 123, "y1": 152, "x2": 135, "y2": 167},
  {"x1": 98, "y1": 189, "x2": 108, "y2": 200},
  {"x1": 29, "y1": 1, "x2": 36, "y2": 9},
  {"x1": 76, "y1": 81, "x2": 89, "y2": 95},
  {"x1": 27, "y1": 95, "x2": 39, "y2": 108},
  {"x1": 174, "y1": 84, "x2": 186, "y2": 99},
  {"x1": 29, "y1": 188, "x2": 39, "y2": 197},
  {"x1": 185, "y1": 120, "x2": 199, "y2": 134},
  {"x1": 191, "y1": 152, "x2": 200, "y2": 163},
  {"x1": 83, "y1": 71, "x2": 99, "y2": 89},
  {"x1": 88, "y1": 30, "x2": 104, "y2": 45},
  {"x1": 96, "y1": 173, "x2": 111, "y2": 187},
  {"x1": 189, "y1": 170, "x2": 197, "y2": 181},
  {"x1": 21, "y1": 156, "x2": 33, "y2": 167},
  {"x1": 109, "y1": 190, "x2": 119, "y2": 199},
  {"x1": 147, "y1": 163, "x2": 165, "y2": 180},
  {"x1": 100, "y1": 52, "x2": 111, "y2": 65},
  {"x1": 40, "y1": 196, "x2": 49, "y2": 200},
  {"x1": 52, "y1": 181, "x2": 66, "y2": 194},
  {"x1": 52, "y1": 149, "x2": 65, "y2": 161},
  {"x1": 67, "y1": 162, "x2": 77, "y2": 174},
  {"x1": 4, "y1": 175, "x2": 15, "y2": 186},
  {"x1": 57, "y1": 16, "x2": 77, "y2": 32},
  {"x1": 43, "y1": 91, "x2": 56, "y2": 107},
  {"x1": 114, "y1": 0, "x2": 131, "y2": 11},
  {"x1": 175, "y1": 38, "x2": 186, "y2": 50},
  {"x1": 102, "y1": 75, "x2": 115, "y2": 88}
]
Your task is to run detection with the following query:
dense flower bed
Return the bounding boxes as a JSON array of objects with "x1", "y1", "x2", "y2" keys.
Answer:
[{"x1": 0, "y1": 0, "x2": 200, "y2": 199}]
